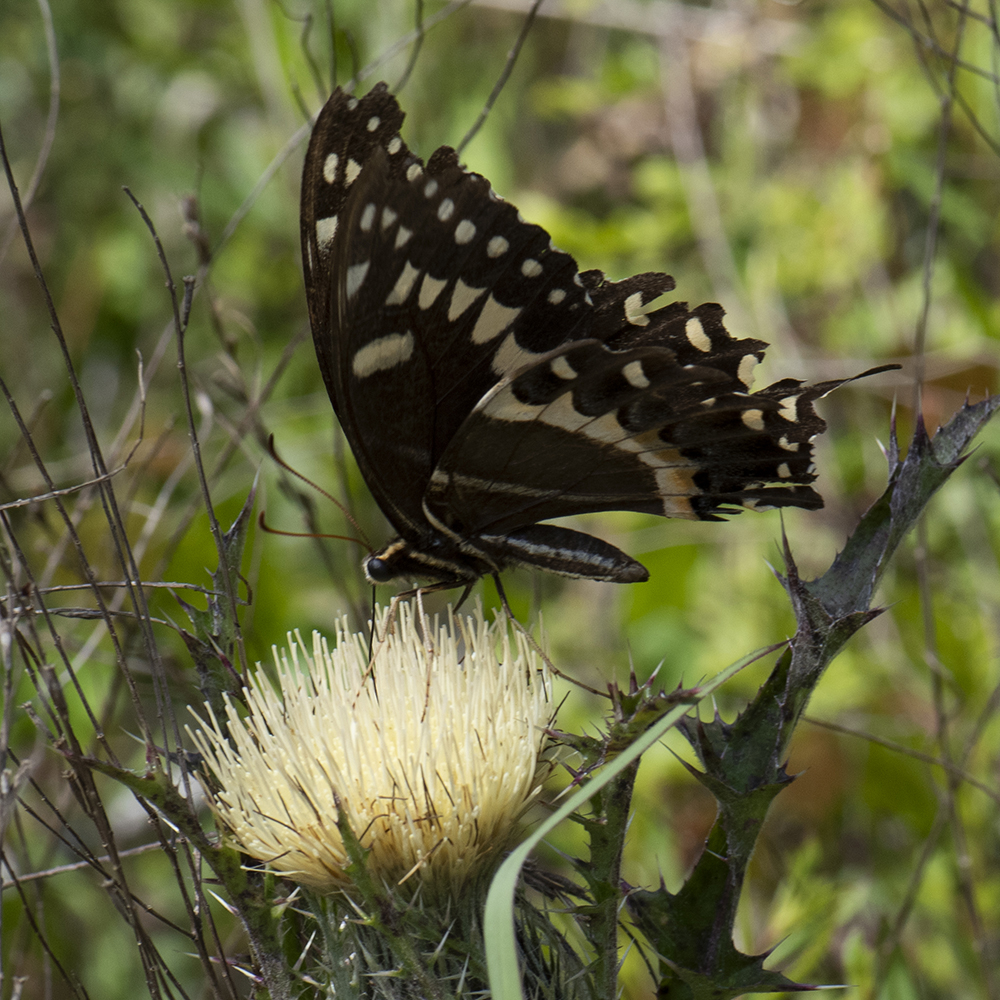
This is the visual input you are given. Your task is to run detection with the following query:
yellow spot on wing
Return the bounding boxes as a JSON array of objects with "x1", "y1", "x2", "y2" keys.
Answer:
[
  {"x1": 624, "y1": 292, "x2": 650, "y2": 327},
  {"x1": 418, "y1": 274, "x2": 447, "y2": 310},
  {"x1": 316, "y1": 216, "x2": 338, "y2": 251},
  {"x1": 352, "y1": 333, "x2": 415, "y2": 378},
  {"x1": 685, "y1": 317, "x2": 712, "y2": 352},
  {"x1": 386, "y1": 262, "x2": 420, "y2": 306},
  {"x1": 322, "y1": 153, "x2": 339, "y2": 184},
  {"x1": 472, "y1": 295, "x2": 523, "y2": 345},
  {"x1": 448, "y1": 279, "x2": 487, "y2": 321},
  {"x1": 622, "y1": 360, "x2": 649, "y2": 388}
]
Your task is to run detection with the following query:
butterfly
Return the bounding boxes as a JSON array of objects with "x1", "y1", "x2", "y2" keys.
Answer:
[{"x1": 300, "y1": 83, "x2": 887, "y2": 587}]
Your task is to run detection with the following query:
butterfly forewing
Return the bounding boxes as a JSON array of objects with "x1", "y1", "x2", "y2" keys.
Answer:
[
  {"x1": 302, "y1": 84, "x2": 600, "y2": 542},
  {"x1": 301, "y1": 83, "x2": 888, "y2": 585}
]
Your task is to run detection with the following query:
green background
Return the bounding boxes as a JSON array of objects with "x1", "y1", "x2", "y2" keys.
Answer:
[{"x1": 2, "y1": 0, "x2": 999, "y2": 996}]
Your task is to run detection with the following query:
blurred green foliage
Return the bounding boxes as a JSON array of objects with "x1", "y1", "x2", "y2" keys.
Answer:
[{"x1": 3, "y1": 0, "x2": 1000, "y2": 997}]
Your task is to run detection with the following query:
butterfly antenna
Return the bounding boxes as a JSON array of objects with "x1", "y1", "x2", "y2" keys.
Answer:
[
  {"x1": 258, "y1": 511, "x2": 365, "y2": 546},
  {"x1": 266, "y1": 434, "x2": 372, "y2": 550},
  {"x1": 455, "y1": 0, "x2": 544, "y2": 156}
]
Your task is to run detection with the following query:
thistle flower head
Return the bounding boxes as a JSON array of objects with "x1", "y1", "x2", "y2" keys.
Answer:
[{"x1": 189, "y1": 602, "x2": 553, "y2": 894}]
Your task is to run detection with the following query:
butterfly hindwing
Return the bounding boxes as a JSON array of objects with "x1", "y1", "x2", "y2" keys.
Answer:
[{"x1": 426, "y1": 303, "x2": 831, "y2": 538}]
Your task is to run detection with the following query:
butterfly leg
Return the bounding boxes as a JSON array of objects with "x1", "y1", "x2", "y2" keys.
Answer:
[
  {"x1": 414, "y1": 586, "x2": 437, "y2": 655},
  {"x1": 490, "y1": 572, "x2": 517, "y2": 623},
  {"x1": 490, "y1": 573, "x2": 606, "y2": 696},
  {"x1": 367, "y1": 579, "x2": 473, "y2": 663},
  {"x1": 452, "y1": 582, "x2": 474, "y2": 613}
]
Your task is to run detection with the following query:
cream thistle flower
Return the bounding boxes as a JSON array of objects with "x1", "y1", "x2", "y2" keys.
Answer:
[{"x1": 189, "y1": 602, "x2": 554, "y2": 894}]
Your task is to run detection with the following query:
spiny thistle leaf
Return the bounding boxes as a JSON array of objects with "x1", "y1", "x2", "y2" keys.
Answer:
[
  {"x1": 808, "y1": 396, "x2": 1000, "y2": 617},
  {"x1": 629, "y1": 836, "x2": 814, "y2": 997},
  {"x1": 657, "y1": 399, "x2": 1000, "y2": 997}
]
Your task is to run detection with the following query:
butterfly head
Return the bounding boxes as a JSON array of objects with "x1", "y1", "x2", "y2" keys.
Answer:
[
  {"x1": 363, "y1": 537, "x2": 491, "y2": 586},
  {"x1": 363, "y1": 551, "x2": 396, "y2": 584}
]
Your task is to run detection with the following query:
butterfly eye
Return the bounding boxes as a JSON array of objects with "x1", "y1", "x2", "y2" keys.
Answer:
[{"x1": 364, "y1": 555, "x2": 394, "y2": 583}]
